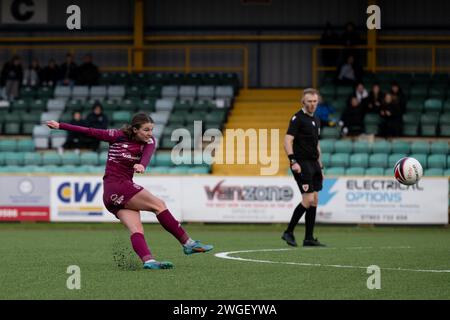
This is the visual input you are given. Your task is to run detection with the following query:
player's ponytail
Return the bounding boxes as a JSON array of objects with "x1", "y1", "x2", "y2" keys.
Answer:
[{"x1": 121, "y1": 112, "x2": 154, "y2": 140}]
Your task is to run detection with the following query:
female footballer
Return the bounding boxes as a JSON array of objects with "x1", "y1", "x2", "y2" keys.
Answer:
[{"x1": 47, "y1": 113, "x2": 213, "y2": 270}]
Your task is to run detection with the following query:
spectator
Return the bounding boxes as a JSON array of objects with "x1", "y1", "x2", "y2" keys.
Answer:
[
  {"x1": 353, "y1": 82, "x2": 369, "y2": 105},
  {"x1": 341, "y1": 96, "x2": 365, "y2": 136},
  {"x1": 61, "y1": 110, "x2": 88, "y2": 153},
  {"x1": 22, "y1": 58, "x2": 41, "y2": 87},
  {"x1": 337, "y1": 55, "x2": 362, "y2": 85},
  {"x1": 41, "y1": 59, "x2": 60, "y2": 87},
  {"x1": 389, "y1": 81, "x2": 407, "y2": 114},
  {"x1": 366, "y1": 83, "x2": 384, "y2": 114},
  {"x1": 340, "y1": 22, "x2": 362, "y2": 63},
  {"x1": 379, "y1": 93, "x2": 403, "y2": 137},
  {"x1": 315, "y1": 100, "x2": 337, "y2": 128},
  {"x1": 85, "y1": 102, "x2": 109, "y2": 151},
  {"x1": 77, "y1": 54, "x2": 99, "y2": 86},
  {"x1": 1, "y1": 55, "x2": 23, "y2": 101},
  {"x1": 320, "y1": 22, "x2": 340, "y2": 67},
  {"x1": 59, "y1": 53, "x2": 78, "y2": 87}
]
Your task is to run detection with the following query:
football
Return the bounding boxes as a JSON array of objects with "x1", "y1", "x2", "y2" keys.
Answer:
[{"x1": 394, "y1": 157, "x2": 423, "y2": 185}]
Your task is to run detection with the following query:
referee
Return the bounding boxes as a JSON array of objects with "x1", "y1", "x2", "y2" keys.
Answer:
[{"x1": 282, "y1": 88, "x2": 326, "y2": 247}]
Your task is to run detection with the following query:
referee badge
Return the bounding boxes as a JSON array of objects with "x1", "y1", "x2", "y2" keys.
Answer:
[
  {"x1": 302, "y1": 184, "x2": 309, "y2": 192},
  {"x1": 312, "y1": 121, "x2": 316, "y2": 126}
]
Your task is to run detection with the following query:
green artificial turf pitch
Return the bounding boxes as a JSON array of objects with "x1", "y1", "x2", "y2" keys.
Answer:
[{"x1": 0, "y1": 223, "x2": 448, "y2": 299}]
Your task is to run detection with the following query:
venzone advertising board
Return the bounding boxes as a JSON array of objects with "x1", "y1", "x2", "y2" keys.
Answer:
[
  {"x1": 0, "y1": 176, "x2": 50, "y2": 221},
  {"x1": 181, "y1": 177, "x2": 449, "y2": 224}
]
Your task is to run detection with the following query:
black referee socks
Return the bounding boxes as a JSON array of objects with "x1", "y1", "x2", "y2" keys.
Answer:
[
  {"x1": 286, "y1": 203, "x2": 307, "y2": 233},
  {"x1": 305, "y1": 206, "x2": 317, "y2": 240}
]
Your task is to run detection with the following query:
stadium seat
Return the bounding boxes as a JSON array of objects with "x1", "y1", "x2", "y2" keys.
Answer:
[
  {"x1": 187, "y1": 166, "x2": 210, "y2": 174},
  {"x1": 99, "y1": 151, "x2": 108, "y2": 163},
  {"x1": 444, "y1": 168, "x2": 450, "y2": 177},
  {"x1": 4, "y1": 113, "x2": 21, "y2": 134},
  {"x1": 161, "y1": 85, "x2": 178, "y2": 98},
  {"x1": 4, "y1": 152, "x2": 25, "y2": 166},
  {"x1": 336, "y1": 86, "x2": 353, "y2": 97},
  {"x1": 320, "y1": 153, "x2": 331, "y2": 167},
  {"x1": 427, "y1": 154, "x2": 447, "y2": 169},
  {"x1": 369, "y1": 153, "x2": 388, "y2": 168},
  {"x1": 424, "y1": 99, "x2": 443, "y2": 113},
  {"x1": 50, "y1": 130, "x2": 67, "y2": 149},
  {"x1": 42, "y1": 152, "x2": 62, "y2": 166},
  {"x1": 405, "y1": 99, "x2": 424, "y2": 113},
  {"x1": 371, "y1": 140, "x2": 391, "y2": 154},
  {"x1": 0, "y1": 139, "x2": 17, "y2": 152},
  {"x1": 24, "y1": 152, "x2": 42, "y2": 166},
  {"x1": 60, "y1": 151, "x2": 81, "y2": 166},
  {"x1": 72, "y1": 86, "x2": 90, "y2": 100},
  {"x1": 41, "y1": 111, "x2": 62, "y2": 123},
  {"x1": 80, "y1": 152, "x2": 99, "y2": 166},
  {"x1": 215, "y1": 86, "x2": 234, "y2": 100},
  {"x1": 151, "y1": 111, "x2": 171, "y2": 125},
  {"x1": 365, "y1": 167, "x2": 385, "y2": 176},
  {"x1": 330, "y1": 153, "x2": 349, "y2": 167},
  {"x1": 33, "y1": 126, "x2": 50, "y2": 149},
  {"x1": 388, "y1": 154, "x2": 405, "y2": 168},
  {"x1": 319, "y1": 139, "x2": 334, "y2": 153},
  {"x1": 107, "y1": 85, "x2": 126, "y2": 99},
  {"x1": 410, "y1": 141, "x2": 430, "y2": 154},
  {"x1": 391, "y1": 140, "x2": 410, "y2": 154},
  {"x1": 155, "y1": 98, "x2": 175, "y2": 112},
  {"x1": 11, "y1": 99, "x2": 30, "y2": 111},
  {"x1": 424, "y1": 168, "x2": 444, "y2": 176},
  {"x1": 37, "y1": 86, "x2": 53, "y2": 99},
  {"x1": 326, "y1": 167, "x2": 345, "y2": 176},
  {"x1": 54, "y1": 86, "x2": 71, "y2": 99},
  {"x1": 155, "y1": 152, "x2": 173, "y2": 166},
  {"x1": 384, "y1": 168, "x2": 394, "y2": 176},
  {"x1": 178, "y1": 85, "x2": 197, "y2": 99},
  {"x1": 430, "y1": 141, "x2": 449, "y2": 155},
  {"x1": 345, "y1": 167, "x2": 365, "y2": 176},
  {"x1": 112, "y1": 111, "x2": 132, "y2": 124},
  {"x1": 17, "y1": 139, "x2": 35, "y2": 152},
  {"x1": 142, "y1": 85, "x2": 161, "y2": 99},
  {"x1": 90, "y1": 86, "x2": 107, "y2": 100},
  {"x1": 350, "y1": 153, "x2": 369, "y2": 168},
  {"x1": 420, "y1": 113, "x2": 439, "y2": 136},
  {"x1": 197, "y1": 86, "x2": 215, "y2": 100},
  {"x1": 334, "y1": 140, "x2": 352, "y2": 153},
  {"x1": 47, "y1": 99, "x2": 66, "y2": 112},
  {"x1": 321, "y1": 127, "x2": 340, "y2": 139},
  {"x1": 352, "y1": 141, "x2": 371, "y2": 154}
]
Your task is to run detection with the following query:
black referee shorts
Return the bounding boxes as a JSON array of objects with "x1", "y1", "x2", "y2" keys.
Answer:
[{"x1": 291, "y1": 160, "x2": 323, "y2": 194}]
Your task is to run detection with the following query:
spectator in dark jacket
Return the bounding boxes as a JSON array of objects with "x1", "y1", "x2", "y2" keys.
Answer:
[
  {"x1": 41, "y1": 59, "x2": 60, "y2": 87},
  {"x1": 389, "y1": 81, "x2": 407, "y2": 114},
  {"x1": 59, "y1": 53, "x2": 78, "y2": 87},
  {"x1": 1, "y1": 55, "x2": 23, "y2": 101},
  {"x1": 77, "y1": 54, "x2": 99, "y2": 86},
  {"x1": 365, "y1": 83, "x2": 384, "y2": 114},
  {"x1": 341, "y1": 96, "x2": 365, "y2": 136},
  {"x1": 379, "y1": 93, "x2": 403, "y2": 137},
  {"x1": 62, "y1": 111, "x2": 88, "y2": 151},
  {"x1": 23, "y1": 58, "x2": 41, "y2": 87},
  {"x1": 85, "y1": 102, "x2": 109, "y2": 151}
]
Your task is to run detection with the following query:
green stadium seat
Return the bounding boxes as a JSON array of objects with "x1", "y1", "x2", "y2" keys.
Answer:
[
  {"x1": 384, "y1": 168, "x2": 394, "y2": 176},
  {"x1": 4, "y1": 152, "x2": 25, "y2": 165},
  {"x1": 22, "y1": 165, "x2": 41, "y2": 173},
  {"x1": 24, "y1": 152, "x2": 42, "y2": 166},
  {"x1": 112, "y1": 111, "x2": 132, "y2": 124},
  {"x1": 0, "y1": 139, "x2": 17, "y2": 152},
  {"x1": 391, "y1": 140, "x2": 410, "y2": 154},
  {"x1": 60, "y1": 152, "x2": 81, "y2": 166},
  {"x1": 319, "y1": 139, "x2": 334, "y2": 153},
  {"x1": 30, "y1": 99, "x2": 48, "y2": 112},
  {"x1": 420, "y1": 113, "x2": 439, "y2": 136},
  {"x1": 42, "y1": 152, "x2": 62, "y2": 166},
  {"x1": 37, "y1": 86, "x2": 53, "y2": 99},
  {"x1": 0, "y1": 152, "x2": 5, "y2": 165},
  {"x1": 403, "y1": 124, "x2": 419, "y2": 136},
  {"x1": 89, "y1": 166, "x2": 106, "y2": 174},
  {"x1": 155, "y1": 152, "x2": 173, "y2": 166},
  {"x1": 168, "y1": 166, "x2": 190, "y2": 174},
  {"x1": 143, "y1": 85, "x2": 162, "y2": 99},
  {"x1": 119, "y1": 98, "x2": 140, "y2": 111},
  {"x1": 409, "y1": 84, "x2": 428, "y2": 98},
  {"x1": 11, "y1": 99, "x2": 30, "y2": 111},
  {"x1": 99, "y1": 151, "x2": 108, "y2": 163},
  {"x1": 319, "y1": 84, "x2": 335, "y2": 98},
  {"x1": 103, "y1": 99, "x2": 119, "y2": 111},
  {"x1": 428, "y1": 86, "x2": 446, "y2": 99},
  {"x1": 409, "y1": 154, "x2": 428, "y2": 168},
  {"x1": 80, "y1": 152, "x2": 99, "y2": 166},
  {"x1": 330, "y1": 153, "x2": 350, "y2": 167},
  {"x1": 321, "y1": 153, "x2": 331, "y2": 167},
  {"x1": 430, "y1": 141, "x2": 449, "y2": 155},
  {"x1": 424, "y1": 168, "x2": 444, "y2": 176},
  {"x1": 149, "y1": 166, "x2": 171, "y2": 174},
  {"x1": 410, "y1": 141, "x2": 430, "y2": 154},
  {"x1": 427, "y1": 154, "x2": 447, "y2": 169},
  {"x1": 331, "y1": 99, "x2": 346, "y2": 112},
  {"x1": 187, "y1": 166, "x2": 210, "y2": 174},
  {"x1": 365, "y1": 167, "x2": 385, "y2": 176},
  {"x1": 20, "y1": 86, "x2": 36, "y2": 99},
  {"x1": 334, "y1": 140, "x2": 352, "y2": 153},
  {"x1": 345, "y1": 167, "x2": 365, "y2": 176},
  {"x1": 444, "y1": 168, "x2": 450, "y2": 176},
  {"x1": 126, "y1": 86, "x2": 143, "y2": 98},
  {"x1": 364, "y1": 113, "x2": 382, "y2": 126},
  {"x1": 59, "y1": 165, "x2": 78, "y2": 174},
  {"x1": 17, "y1": 139, "x2": 35, "y2": 152},
  {"x1": 336, "y1": 86, "x2": 353, "y2": 97},
  {"x1": 371, "y1": 140, "x2": 391, "y2": 154},
  {"x1": 369, "y1": 153, "x2": 388, "y2": 168},
  {"x1": 352, "y1": 141, "x2": 371, "y2": 154},
  {"x1": 405, "y1": 99, "x2": 424, "y2": 113},
  {"x1": 350, "y1": 153, "x2": 369, "y2": 168},
  {"x1": 321, "y1": 127, "x2": 340, "y2": 139},
  {"x1": 439, "y1": 124, "x2": 450, "y2": 136},
  {"x1": 388, "y1": 154, "x2": 406, "y2": 168},
  {"x1": 326, "y1": 167, "x2": 345, "y2": 176}
]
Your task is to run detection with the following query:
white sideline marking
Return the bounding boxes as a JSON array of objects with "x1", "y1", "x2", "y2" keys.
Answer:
[{"x1": 214, "y1": 247, "x2": 450, "y2": 273}]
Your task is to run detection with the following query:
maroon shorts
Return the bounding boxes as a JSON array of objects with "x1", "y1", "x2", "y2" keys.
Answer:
[{"x1": 103, "y1": 180, "x2": 144, "y2": 216}]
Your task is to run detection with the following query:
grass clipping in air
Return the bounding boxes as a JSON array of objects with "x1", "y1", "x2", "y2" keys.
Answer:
[{"x1": 112, "y1": 234, "x2": 141, "y2": 271}]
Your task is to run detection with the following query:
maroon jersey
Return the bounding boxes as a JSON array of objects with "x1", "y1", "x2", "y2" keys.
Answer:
[
  {"x1": 59, "y1": 123, "x2": 155, "y2": 182},
  {"x1": 59, "y1": 123, "x2": 156, "y2": 215}
]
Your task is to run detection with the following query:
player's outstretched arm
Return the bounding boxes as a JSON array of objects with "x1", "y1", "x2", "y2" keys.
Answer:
[{"x1": 46, "y1": 120, "x2": 119, "y2": 142}]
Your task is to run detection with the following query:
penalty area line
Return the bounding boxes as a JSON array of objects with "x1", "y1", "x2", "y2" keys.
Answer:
[{"x1": 214, "y1": 248, "x2": 450, "y2": 273}]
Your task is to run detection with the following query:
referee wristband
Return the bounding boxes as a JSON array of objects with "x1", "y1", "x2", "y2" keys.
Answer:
[{"x1": 288, "y1": 154, "x2": 297, "y2": 165}]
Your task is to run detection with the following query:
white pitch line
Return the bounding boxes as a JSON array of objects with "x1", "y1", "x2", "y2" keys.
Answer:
[{"x1": 214, "y1": 248, "x2": 450, "y2": 273}]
